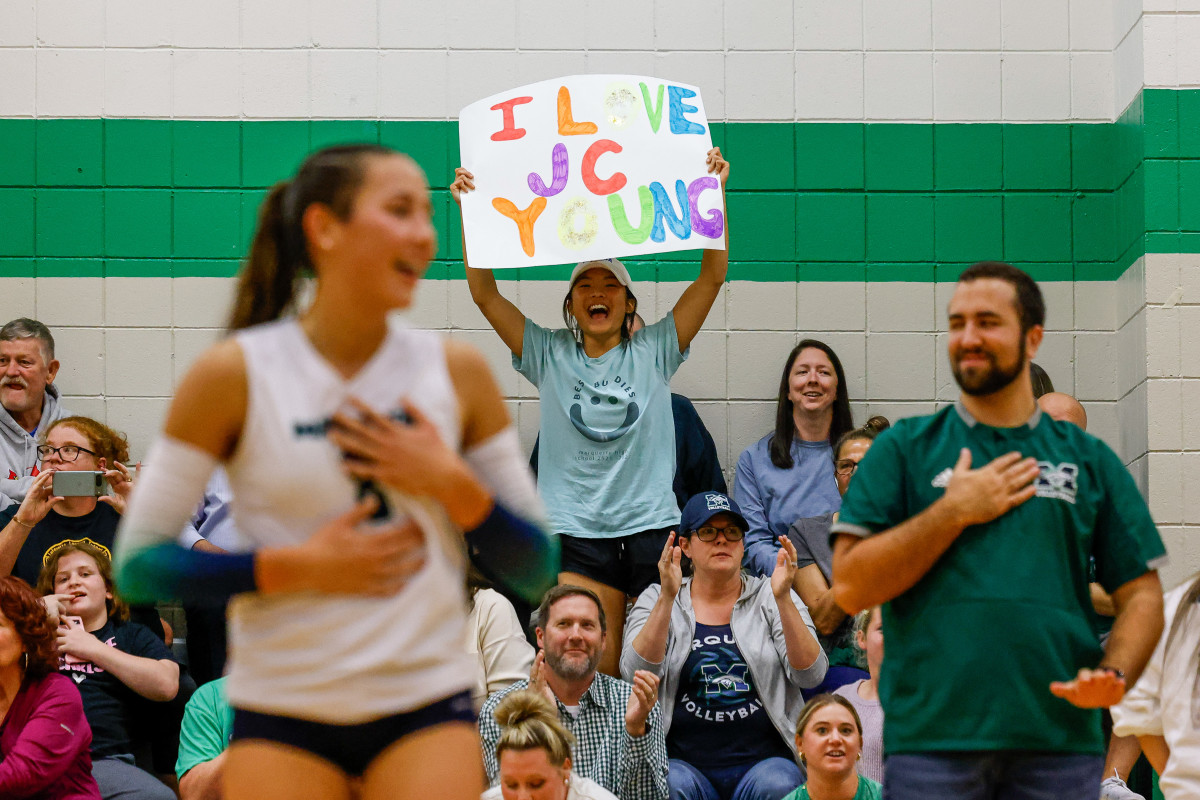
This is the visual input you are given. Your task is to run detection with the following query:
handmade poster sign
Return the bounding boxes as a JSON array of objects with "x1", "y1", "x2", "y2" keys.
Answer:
[{"x1": 458, "y1": 75, "x2": 725, "y2": 270}]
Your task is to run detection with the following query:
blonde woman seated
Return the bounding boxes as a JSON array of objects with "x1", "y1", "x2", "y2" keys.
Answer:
[
  {"x1": 783, "y1": 694, "x2": 881, "y2": 800},
  {"x1": 484, "y1": 689, "x2": 618, "y2": 800}
]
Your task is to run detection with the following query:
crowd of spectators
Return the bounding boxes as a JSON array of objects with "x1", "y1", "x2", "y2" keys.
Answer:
[{"x1": 0, "y1": 249, "x2": 1193, "y2": 800}]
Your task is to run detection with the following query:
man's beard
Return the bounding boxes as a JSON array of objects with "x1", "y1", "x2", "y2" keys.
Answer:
[
  {"x1": 952, "y1": 337, "x2": 1026, "y2": 397},
  {"x1": 544, "y1": 646, "x2": 600, "y2": 681}
]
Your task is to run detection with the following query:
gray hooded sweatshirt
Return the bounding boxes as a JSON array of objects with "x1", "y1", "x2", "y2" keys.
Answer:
[{"x1": 0, "y1": 382, "x2": 69, "y2": 506}]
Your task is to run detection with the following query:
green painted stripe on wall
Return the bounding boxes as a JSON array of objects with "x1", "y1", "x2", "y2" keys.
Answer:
[{"x1": 1, "y1": 89, "x2": 1197, "y2": 281}]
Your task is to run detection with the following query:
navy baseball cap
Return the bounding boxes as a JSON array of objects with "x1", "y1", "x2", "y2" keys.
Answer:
[{"x1": 680, "y1": 492, "x2": 749, "y2": 535}]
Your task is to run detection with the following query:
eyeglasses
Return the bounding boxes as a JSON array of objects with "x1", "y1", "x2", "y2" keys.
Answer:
[
  {"x1": 36, "y1": 444, "x2": 97, "y2": 462},
  {"x1": 693, "y1": 525, "x2": 745, "y2": 542},
  {"x1": 835, "y1": 459, "x2": 860, "y2": 476}
]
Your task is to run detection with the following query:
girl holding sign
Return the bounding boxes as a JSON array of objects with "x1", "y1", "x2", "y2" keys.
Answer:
[
  {"x1": 113, "y1": 144, "x2": 558, "y2": 800},
  {"x1": 452, "y1": 147, "x2": 729, "y2": 676}
]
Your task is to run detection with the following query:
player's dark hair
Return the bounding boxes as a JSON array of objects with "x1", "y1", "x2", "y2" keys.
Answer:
[
  {"x1": 229, "y1": 144, "x2": 398, "y2": 331},
  {"x1": 957, "y1": 261, "x2": 1046, "y2": 334}
]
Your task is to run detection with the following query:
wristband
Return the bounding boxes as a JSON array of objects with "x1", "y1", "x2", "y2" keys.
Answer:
[
  {"x1": 1097, "y1": 666, "x2": 1126, "y2": 682},
  {"x1": 11, "y1": 517, "x2": 33, "y2": 529}
]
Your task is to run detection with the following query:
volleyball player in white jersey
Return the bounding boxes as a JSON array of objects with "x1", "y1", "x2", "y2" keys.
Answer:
[{"x1": 113, "y1": 145, "x2": 559, "y2": 800}]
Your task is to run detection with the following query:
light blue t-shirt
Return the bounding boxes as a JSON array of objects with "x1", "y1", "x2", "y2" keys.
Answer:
[{"x1": 515, "y1": 314, "x2": 687, "y2": 539}]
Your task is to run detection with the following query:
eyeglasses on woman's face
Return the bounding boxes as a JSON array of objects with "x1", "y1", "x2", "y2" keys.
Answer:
[
  {"x1": 692, "y1": 525, "x2": 745, "y2": 543},
  {"x1": 835, "y1": 458, "x2": 860, "y2": 477},
  {"x1": 36, "y1": 444, "x2": 97, "y2": 463}
]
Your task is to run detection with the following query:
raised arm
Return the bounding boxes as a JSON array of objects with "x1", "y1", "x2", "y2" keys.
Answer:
[
  {"x1": 832, "y1": 448, "x2": 1040, "y2": 614},
  {"x1": 0, "y1": 470, "x2": 60, "y2": 576},
  {"x1": 772, "y1": 538, "x2": 826, "y2": 676},
  {"x1": 451, "y1": 168, "x2": 527, "y2": 357},
  {"x1": 671, "y1": 148, "x2": 729, "y2": 352}
]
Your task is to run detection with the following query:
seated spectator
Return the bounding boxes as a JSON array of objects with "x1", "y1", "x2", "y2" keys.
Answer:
[
  {"x1": 790, "y1": 417, "x2": 889, "y2": 684},
  {"x1": 0, "y1": 318, "x2": 70, "y2": 510},
  {"x1": 783, "y1": 694, "x2": 881, "y2": 800},
  {"x1": 0, "y1": 574, "x2": 100, "y2": 799},
  {"x1": 738, "y1": 341, "x2": 851, "y2": 579},
  {"x1": 0, "y1": 416, "x2": 163, "y2": 638},
  {"x1": 175, "y1": 676, "x2": 233, "y2": 800},
  {"x1": 485, "y1": 689, "x2": 619, "y2": 800},
  {"x1": 468, "y1": 569, "x2": 535, "y2": 708},
  {"x1": 37, "y1": 543, "x2": 179, "y2": 800},
  {"x1": 623, "y1": 491, "x2": 827, "y2": 800},
  {"x1": 832, "y1": 608, "x2": 883, "y2": 785},
  {"x1": 1112, "y1": 573, "x2": 1200, "y2": 799},
  {"x1": 480, "y1": 585, "x2": 668, "y2": 800}
]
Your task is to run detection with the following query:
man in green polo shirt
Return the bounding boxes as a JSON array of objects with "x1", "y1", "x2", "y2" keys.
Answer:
[{"x1": 830, "y1": 262, "x2": 1166, "y2": 800}]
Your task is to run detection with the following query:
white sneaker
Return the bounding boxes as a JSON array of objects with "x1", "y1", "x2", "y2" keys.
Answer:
[{"x1": 1100, "y1": 772, "x2": 1145, "y2": 800}]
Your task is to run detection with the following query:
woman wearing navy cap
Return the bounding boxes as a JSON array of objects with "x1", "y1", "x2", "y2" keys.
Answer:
[{"x1": 621, "y1": 491, "x2": 828, "y2": 800}]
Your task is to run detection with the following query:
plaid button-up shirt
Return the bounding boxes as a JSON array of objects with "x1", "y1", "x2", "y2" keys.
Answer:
[{"x1": 479, "y1": 673, "x2": 669, "y2": 800}]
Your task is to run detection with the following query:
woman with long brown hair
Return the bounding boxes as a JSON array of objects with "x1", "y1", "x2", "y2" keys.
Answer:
[
  {"x1": 113, "y1": 144, "x2": 558, "y2": 800},
  {"x1": 736, "y1": 340, "x2": 853, "y2": 581}
]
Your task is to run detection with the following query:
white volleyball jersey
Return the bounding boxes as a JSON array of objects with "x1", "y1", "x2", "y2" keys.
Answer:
[{"x1": 223, "y1": 317, "x2": 473, "y2": 723}]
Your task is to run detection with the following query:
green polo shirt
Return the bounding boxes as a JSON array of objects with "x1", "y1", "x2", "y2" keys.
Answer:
[{"x1": 832, "y1": 403, "x2": 1166, "y2": 756}]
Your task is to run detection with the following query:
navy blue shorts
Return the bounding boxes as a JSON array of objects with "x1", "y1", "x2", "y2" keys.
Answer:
[
  {"x1": 559, "y1": 526, "x2": 673, "y2": 596},
  {"x1": 231, "y1": 691, "x2": 476, "y2": 776}
]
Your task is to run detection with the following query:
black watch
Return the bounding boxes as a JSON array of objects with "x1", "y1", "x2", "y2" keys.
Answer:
[{"x1": 1097, "y1": 666, "x2": 1126, "y2": 682}]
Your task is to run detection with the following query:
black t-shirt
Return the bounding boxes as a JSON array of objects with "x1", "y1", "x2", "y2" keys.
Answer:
[
  {"x1": 4, "y1": 504, "x2": 163, "y2": 636},
  {"x1": 666, "y1": 622, "x2": 793, "y2": 769},
  {"x1": 10, "y1": 504, "x2": 122, "y2": 587},
  {"x1": 59, "y1": 618, "x2": 177, "y2": 758}
]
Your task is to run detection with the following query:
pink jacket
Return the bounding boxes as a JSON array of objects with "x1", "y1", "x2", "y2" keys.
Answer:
[{"x1": 0, "y1": 672, "x2": 101, "y2": 800}]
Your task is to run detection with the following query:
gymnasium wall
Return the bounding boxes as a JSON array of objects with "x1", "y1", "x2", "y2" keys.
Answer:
[{"x1": 2, "y1": 0, "x2": 1198, "y2": 583}]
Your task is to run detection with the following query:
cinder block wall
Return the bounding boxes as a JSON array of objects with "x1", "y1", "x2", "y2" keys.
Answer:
[{"x1": 1, "y1": 0, "x2": 1197, "y2": 584}]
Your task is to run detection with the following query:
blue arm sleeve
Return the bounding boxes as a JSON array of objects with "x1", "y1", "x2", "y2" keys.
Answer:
[
  {"x1": 464, "y1": 502, "x2": 560, "y2": 605},
  {"x1": 116, "y1": 543, "x2": 257, "y2": 606}
]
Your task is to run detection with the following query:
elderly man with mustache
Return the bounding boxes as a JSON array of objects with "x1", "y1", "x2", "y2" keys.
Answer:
[{"x1": 0, "y1": 318, "x2": 71, "y2": 510}]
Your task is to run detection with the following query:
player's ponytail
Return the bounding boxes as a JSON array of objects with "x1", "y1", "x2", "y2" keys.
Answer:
[{"x1": 228, "y1": 143, "x2": 397, "y2": 332}]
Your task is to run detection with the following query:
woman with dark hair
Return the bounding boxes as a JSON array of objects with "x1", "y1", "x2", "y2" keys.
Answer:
[
  {"x1": 0, "y1": 574, "x2": 100, "y2": 799},
  {"x1": 453, "y1": 151, "x2": 730, "y2": 676},
  {"x1": 113, "y1": 144, "x2": 558, "y2": 800},
  {"x1": 736, "y1": 340, "x2": 853, "y2": 579},
  {"x1": 783, "y1": 694, "x2": 881, "y2": 800}
]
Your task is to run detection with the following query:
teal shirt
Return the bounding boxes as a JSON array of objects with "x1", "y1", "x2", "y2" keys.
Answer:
[
  {"x1": 515, "y1": 314, "x2": 686, "y2": 538},
  {"x1": 781, "y1": 776, "x2": 882, "y2": 800},
  {"x1": 176, "y1": 678, "x2": 234, "y2": 781},
  {"x1": 833, "y1": 403, "x2": 1166, "y2": 756}
]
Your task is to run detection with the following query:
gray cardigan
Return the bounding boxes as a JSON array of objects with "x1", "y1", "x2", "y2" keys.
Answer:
[{"x1": 620, "y1": 574, "x2": 828, "y2": 757}]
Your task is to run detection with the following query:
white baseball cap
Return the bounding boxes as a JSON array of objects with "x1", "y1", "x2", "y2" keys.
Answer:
[{"x1": 568, "y1": 258, "x2": 632, "y2": 289}]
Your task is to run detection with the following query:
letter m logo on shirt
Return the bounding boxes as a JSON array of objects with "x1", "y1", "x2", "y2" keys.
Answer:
[{"x1": 700, "y1": 663, "x2": 750, "y2": 697}]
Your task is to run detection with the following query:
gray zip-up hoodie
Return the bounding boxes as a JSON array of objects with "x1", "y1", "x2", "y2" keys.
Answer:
[
  {"x1": 0, "y1": 382, "x2": 69, "y2": 505},
  {"x1": 621, "y1": 574, "x2": 829, "y2": 759}
]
